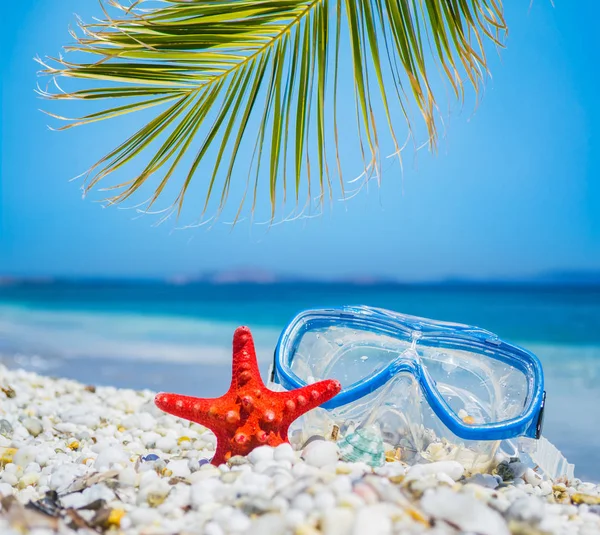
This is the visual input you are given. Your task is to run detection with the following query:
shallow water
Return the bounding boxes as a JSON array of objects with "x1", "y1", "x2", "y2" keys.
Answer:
[{"x1": 1, "y1": 282, "x2": 599, "y2": 481}]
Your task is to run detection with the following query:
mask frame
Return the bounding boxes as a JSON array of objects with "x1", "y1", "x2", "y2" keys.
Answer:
[{"x1": 272, "y1": 305, "x2": 546, "y2": 441}]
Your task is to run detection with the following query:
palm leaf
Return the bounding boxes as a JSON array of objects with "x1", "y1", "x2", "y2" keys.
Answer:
[{"x1": 39, "y1": 0, "x2": 506, "y2": 222}]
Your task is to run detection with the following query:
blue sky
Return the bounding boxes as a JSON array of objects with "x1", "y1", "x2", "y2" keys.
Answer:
[{"x1": 1, "y1": 1, "x2": 599, "y2": 281}]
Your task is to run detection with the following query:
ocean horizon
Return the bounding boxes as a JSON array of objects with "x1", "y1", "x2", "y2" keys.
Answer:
[{"x1": 1, "y1": 281, "x2": 599, "y2": 481}]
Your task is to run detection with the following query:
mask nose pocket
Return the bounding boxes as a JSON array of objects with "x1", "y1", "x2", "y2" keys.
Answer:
[{"x1": 366, "y1": 373, "x2": 426, "y2": 462}]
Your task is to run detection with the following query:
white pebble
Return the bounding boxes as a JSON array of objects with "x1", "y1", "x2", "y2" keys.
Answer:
[
  {"x1": 94, "y1": 446, "x2": 128, "y2": 470},
  {"x1": 437, "y1": 472, "x2": 457, "y2": 486},
  {"x1": 0, "y1": 483, "x2": 14, "y2": 496},
  {"x1": 48, "y1": 464, "x2": 83, "y2": 493},
  {"x1": 247, "y1": 513, "x2": 287, "y2": 535},
  {"x1": 314, "y1": 490, "x2": 337, "y2": 511},
  {"x1": 291, "y1": 492, "x2": 314, "y2": 513},
  {"x1": 524, "y1": 468, "x2": 543, "y2": 487},
  {"x1": 156, "y1": 436, "x2": 177, "y2": 453},
  {"x1": 540, "y1": 481, "x2": 553, "y2": 496},
  {"x1": 3, "y1": 463, "x2": 18, "y2": 475},
  {"x1": 19, "y1": 472, "x2": 40, "y2": 488},
  {"x1": 506, "y1": 496, "x2": 545, "y2": 523},
  {"x1": 285, "y1": 509, "x2": 306, "y2": 529},
  {"x1": 247, "y1": 445, "x2": 275, "y2": 464},
  {"x1": 138, "y1": 478, "x2": 170, "y2": 506},
  {"x1": 273, "y1": 443, "x2": 296, "y2": 463},
  {"x1": 22, "y1": 417, "x2": 43, "y2": 437},
  {"x1": 421, "y1": 487, "x2": 509, "y2": 535},
  {"x1": 129, "y1": 508, "x2": 161, "y2": 527},
  {"x1": 24, "y1": 462, "x2": 41, "y2": 474},
  {"x1": 302, "y1": 441, "x2": 339, "y2": 467},
  {"x1": 406, "y1": 461, "x2": 464, "y2": 482},
  {"x1": 168, "y1": 459, "x2": 192, "y2": 479},
  {"x1": 118, "y1": 467, "x2": 138, "y2": 486},
  {"x1": 322, "y1": 507, "x2": 355, "y2": 535},
  {"x1": 330, "y1": 475, "x2": 353, "y2": 497},
  {"x1": 1, "y1": 473, "x2": 18, "y2": 486},
  {"x1": 353, "y1": 505, "x2": 392, "y2": 535},
  {"x1": 13, "y1": 447, "x2": 37, "y2": 467},
  {"x1": 141, "y1": 431, "x2": 161, "y2": 448},
  {"x1": 35, "y1": 446, "x2": 53, "y2": 467},
  {"x1": 204, "y1": 521, "x2": 225, "y2": 535}
]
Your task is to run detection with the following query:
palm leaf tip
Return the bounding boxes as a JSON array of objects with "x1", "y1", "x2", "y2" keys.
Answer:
[{"x1": 40, "y1": 0, "x2": 506, "y2": 223}]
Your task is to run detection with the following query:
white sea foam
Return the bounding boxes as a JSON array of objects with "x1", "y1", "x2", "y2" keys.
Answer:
[{"x1": 0, "y1": 304, "x2": 280, "y2": 364}]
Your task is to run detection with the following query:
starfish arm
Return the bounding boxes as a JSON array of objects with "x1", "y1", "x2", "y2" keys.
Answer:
[
  {"x1": 211, "y1": 443, "x2": 230, "y2": 467},
  {"x1": 277, "y1": 379, "x2": 341, "y2": 422},
  {"x1": 155, "y1": 327, "x2": 342, "y2": 467},
  {"x1": 230, "y1": 326, "x2": 264, "y2": 390},
  {"x1": 155, "y1": 392, "x2": 218, "y2": 429}
]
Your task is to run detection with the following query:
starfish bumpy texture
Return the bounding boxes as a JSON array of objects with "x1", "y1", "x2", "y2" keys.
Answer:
[{"x1": 155, "y1": 326, "x2": 341, "y2": 465}]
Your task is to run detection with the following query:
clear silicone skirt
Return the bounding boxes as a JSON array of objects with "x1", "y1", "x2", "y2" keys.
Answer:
[
  {"x1": 269, "y1": 307, "x2": 572, "y2": 477},
  {"x1": 288, "y1": 374, "x2": 502, "y2": 473}
]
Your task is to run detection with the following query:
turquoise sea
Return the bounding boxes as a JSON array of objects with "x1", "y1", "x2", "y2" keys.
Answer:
[{"x1": 1, "y1": 282, "x2": 599, "y2": 480}]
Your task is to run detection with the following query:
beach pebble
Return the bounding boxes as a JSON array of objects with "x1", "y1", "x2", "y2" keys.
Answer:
[
  {"x1": 321, "y1": 507, "x2": 355, "y2": 535},
  {"x1": 227, "y1": 455, "x2": 249, "y2": 467},
  {"x1": 155, "y1": 436, "x2": 177, "y2": 453},
  {"x1": 284, "y1": 509, "x2": 306, "y2": 529},
  {"x1": 18, "y1": 472, "x2": 40, "y2": 488},
  {"x1": 138, "y1": 478, "x2": 171, "y2": 507},
  {"x1": 302, "y1": 441, "x2": 339, "y2": 467},
  {"x1": 406, "y1": 461, "x2": 464, "y2": 481},
  {"x1": 0, "y1": 365, "x2": 598, "y2": 535},
  {"x1": 497, "y1": 460, "x2": 527, "y2": 481},
  {"x1": 1, "y1": 473, "x2": 18, "y2": 486},
  {"x1": 49, "y1": 464, "x2": 84, "y2": 492},
  {"x1": 314, "y1": 490, "x2": 336, "y2": 510},
  {"x1": 0, "y1": 419, "x2": 13, "y2": 438},
  {"x1": 247, "y1": 445, "x2": 275, "y2": 464},
  {"x1": 168, "y1": 459, "x2": 192, "y2": 479},
  {"x1": 465, "y1": 473, "x2": 501, "y2": 489},
  {"x1": 274, "y1": 443, "x2": 296, "y2": 463},
  {"x1": 247, "y1": 513, "x2": 288, "y2": 535},
  {"x1": 119, "y1": 466, "x2": 138, "y2": 486},
  {"x1": 22, "y1": 417, "x2": 43, "y2": 437},
  {"x1": 141, "y1": 432, "x2": 161, "y2": 448},
  {"x1": 524, "y1": 468, "x2": 543, "y2": 487},
  {"x1": 95, "y1": 446, "x2": 128, "y2": 470},
  {"x1": 0, "y1": 482, "x2": 14, "y2": 496},
  {"x1": 129, "y1": 508, "x2": 161, "y2": 527},
  {"x1": 421, "y1": 487, "x2": 510, "y2": 535},
  {"x1": 353, "y1": 505, "x2": 393, "y2": 535},
  {"x1": 506, "y1": 496, "x2": 545, "y2": 524},
  {"x1": 13, "y1": 446, "x2": 37, "y2": 467},
  {"x1": 291, "y1": 492, "x2": 314, "y2": 513}
]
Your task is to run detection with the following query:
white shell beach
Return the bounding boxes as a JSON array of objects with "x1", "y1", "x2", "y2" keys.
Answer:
[{"x1": 1, "y1": 365, "x2": 599, "y2": 535}]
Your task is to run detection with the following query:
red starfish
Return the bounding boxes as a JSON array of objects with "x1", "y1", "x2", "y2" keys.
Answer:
[{"x1": 155, "y1": 326, "x2": 341, "y2": 465}]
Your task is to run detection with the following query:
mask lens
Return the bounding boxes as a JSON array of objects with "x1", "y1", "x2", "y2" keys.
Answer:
[
  {"x1": 420, "y1": 346, "x2": 532, "y2": 425},
  {"x1": 287, "y1": 325, "x2": 412, "y2": 387}
]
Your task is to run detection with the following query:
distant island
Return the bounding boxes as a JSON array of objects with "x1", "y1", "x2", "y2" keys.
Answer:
[{"x1": 1, "y1": 268, "x2": 600, "y2": 288}]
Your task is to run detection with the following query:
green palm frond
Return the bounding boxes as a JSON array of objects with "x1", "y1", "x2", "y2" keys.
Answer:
[{"x1": 39, "y1": 0, "x2": 506, "y2": 222}]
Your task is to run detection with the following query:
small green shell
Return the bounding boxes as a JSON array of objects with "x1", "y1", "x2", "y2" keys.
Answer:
[{"x1": 337, "y1": 426, "x2": 385, "y2": 467}]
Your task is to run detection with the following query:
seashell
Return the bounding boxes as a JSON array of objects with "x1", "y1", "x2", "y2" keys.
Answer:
[
  {"x1": 301, "y1": 435, "x2": 326, "y2": 449},
  {"x1": 1, "y1": 385, "x2": 16, "y2": 398},
  {"x1": 385, "y1": 448, "x2": 402, "y2": 462},
  {"x1": 571, "y1": 493, "x2": 600, "y2": 506},
  {"x1": 337, "y1": 425, "x2": 385, "y2": 467},
  {"x1": 0, "y1": 419, "x2": 13, "y2": 438}
]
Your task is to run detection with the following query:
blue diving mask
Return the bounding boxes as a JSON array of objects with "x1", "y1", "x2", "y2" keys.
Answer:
[{"x1": 269, "y1": 306, "x2": 562, "y2": 474}]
